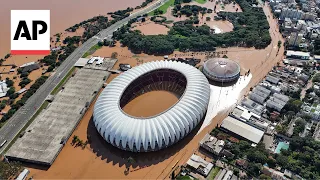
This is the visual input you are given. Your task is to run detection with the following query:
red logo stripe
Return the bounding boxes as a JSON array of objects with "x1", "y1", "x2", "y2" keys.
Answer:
[{"x1": 10, "y1": 50, "x2": 50, "y2": 55}]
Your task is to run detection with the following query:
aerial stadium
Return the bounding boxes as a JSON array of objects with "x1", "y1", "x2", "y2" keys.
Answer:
[
  {"x1": 203, "y1": 58, "x2": 241, "y2": 83},
  {"x1": 93, "y1": 60, "x2": 210, "y2": 152}
]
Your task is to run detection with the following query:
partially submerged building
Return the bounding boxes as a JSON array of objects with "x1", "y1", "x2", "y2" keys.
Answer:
[
  {"x1": 186, "y1": 154, "x2": 214, "y2": 177},
  {"x1": 19, "y1": 62, "x2": 40, "y2": 73},
  {"x1": 220, "y1": 116, "x2": 264, "y2": 144},
  {"x1": 199, "y1": 134, "x2": 225, "y2": 155}
]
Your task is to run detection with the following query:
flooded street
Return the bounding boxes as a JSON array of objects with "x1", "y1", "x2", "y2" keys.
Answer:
[{"x1": 0, "y1": 0, "x2": 144, "y2": 57}]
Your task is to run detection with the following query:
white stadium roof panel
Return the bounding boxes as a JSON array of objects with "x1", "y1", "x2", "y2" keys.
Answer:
[{"x1": 93, "y1": 60, "x2": 210, "y2": 152}]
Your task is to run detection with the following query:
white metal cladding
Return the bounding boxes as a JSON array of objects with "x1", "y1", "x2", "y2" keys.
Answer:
[{"x1": 93, "y1": 60, "x2": 210, "y2": 152}]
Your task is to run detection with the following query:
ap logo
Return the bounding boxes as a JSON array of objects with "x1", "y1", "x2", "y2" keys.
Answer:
[{"x1": 11, "y1": 10, "x2": 50, "y2": 55}]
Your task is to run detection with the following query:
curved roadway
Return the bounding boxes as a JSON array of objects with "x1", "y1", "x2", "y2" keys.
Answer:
[{"x1": 0, "y1": 0, "x2": 168, "y2": 154}]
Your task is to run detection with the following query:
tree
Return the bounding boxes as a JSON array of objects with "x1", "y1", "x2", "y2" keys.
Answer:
[
  {"x1": 4, "y1": 53, "x2": 10, "y2": 59},
  {"x1": 72, "y1": 135, "x2": 79, "y2": 145},
  {"x1": 206, "y1": 17, "x2": 211, "y2": 21},
  {"x1": 6, "y1": 87, "x2": 15, "y2": 96},
  {"x1": 247, "y1": 163, "x2": 262, "y2": 177},
  {"x1": 247, "y1": 151, "x2": 267, "y2": 164},
  {"x1": 277, "y1": 40, "x2": 282, "y2": 49},
  {"x1": 6, "y1": 78, "x2": 14, "y2": 87},
  {"x1": 111, "y1": 52, "x2": 118, "y2": 59},
  {"x1": 259, "y1": 174, "x2": 272, "y2": 180},
  {"x1": 0, "y1": 103, "x2": 6, "y2": 110},
  {"x1": 0, "y1": 161, "x2": 22, "y2": 179}
]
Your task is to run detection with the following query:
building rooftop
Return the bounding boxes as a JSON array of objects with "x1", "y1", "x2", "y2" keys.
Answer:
[
  {"x1": 241, "y1": 98, "x2": 265, "y2": 115},
  {"x1": 221, "y1": 116, "x2": 264, "y2": 144},
  {"x1": 266, "y1": 75, "x2": 280, "y2": 84},
  {"x1": 203, "y1": 58, "x2": 240, "y2": 78},
  {"x1": 74, "y1": 58, "x2": 89, "y2": 67},
  {"x1": 200, "y1": 134, "x2": 224, "y2": 155},
  {"x1": 186, "y1": 154, "x2": 213, "y2": 176},
  {"x1": 6, "y1": 61, "x2": 117, "y2": 165},
  {"x1": 286, "y1": 50, "x2": 310, "y2": 57},
  {"x1": 0, "y1": 81, "x2": 8, "y2": 98}
]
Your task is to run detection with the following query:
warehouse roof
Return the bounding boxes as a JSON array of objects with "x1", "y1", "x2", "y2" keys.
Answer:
[{"x1": 221, "y1": 116, "x2": 264, "y2": 144}]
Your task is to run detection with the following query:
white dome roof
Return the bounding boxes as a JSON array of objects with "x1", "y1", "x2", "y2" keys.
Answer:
[{"x1": 93, "y1": 60, "x2": 210, "y2": 152}]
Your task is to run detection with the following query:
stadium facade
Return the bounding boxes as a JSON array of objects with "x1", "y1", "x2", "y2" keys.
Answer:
[
  {"x1": 93, "y1": 61, "x2": 210, "y2": 152},
  {"x1": 203, "y1": 58, "x2": 240, "y2": 83}
]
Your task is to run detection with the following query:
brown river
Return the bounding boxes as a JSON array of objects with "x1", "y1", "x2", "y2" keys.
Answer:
[{"x1": 0, "y1": 0, "x2": 144, "y2": 57}]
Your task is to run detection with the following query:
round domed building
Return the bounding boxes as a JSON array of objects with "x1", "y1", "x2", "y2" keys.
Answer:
[{"x1": 203, "y1": 58, "x2": 240, "y2": 83}]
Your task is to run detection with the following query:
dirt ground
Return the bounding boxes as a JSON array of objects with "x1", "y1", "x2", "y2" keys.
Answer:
[
  {"x1": 132, "y1": 20, "x2": 170, "y2": 35},
  {"x1": 27, "y1": 2, "x2": 284, "y2": 179}
]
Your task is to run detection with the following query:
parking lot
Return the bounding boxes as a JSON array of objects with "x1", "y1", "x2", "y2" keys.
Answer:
[{"x1": 5, "y1": 62, "x2": 114, "y2": 165}]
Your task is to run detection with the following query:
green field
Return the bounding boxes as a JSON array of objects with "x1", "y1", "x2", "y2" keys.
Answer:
[
  {"x1": 194, "y1": 0, "x2": 207, "y2": 4},
  {"x1": 82, "y1": 44, "x2": 102, "y2": 58},
  {"x1": 51, "y1": 67, "x2": 76, "y2": 95},
  {"x1": 208, "y1": 166, "x2": 221, "y2": 180},
  {"x1": 149, "y1": 0, "x2": 175, "y2": 16}
]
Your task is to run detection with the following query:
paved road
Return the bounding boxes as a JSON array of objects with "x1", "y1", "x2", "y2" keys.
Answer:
[{"x1": 0, "y1": 0, "x2": 168, "y2": 154}]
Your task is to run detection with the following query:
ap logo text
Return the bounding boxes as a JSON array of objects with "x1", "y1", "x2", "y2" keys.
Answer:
[{"x1": 11, "y1": 10, "x2": 50, "y2": 55}]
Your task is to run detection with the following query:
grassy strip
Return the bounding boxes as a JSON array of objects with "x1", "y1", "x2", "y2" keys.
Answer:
[
  {"x1": 208, "y1": 166, "x2": 221, "y2": 180},
  {"x1": 149, "y1": 0, "x2": 175, "y2": 16},
  {"x1": 194, "y1": 0, "x2": 207, "y2": 4},
  {"x1": 51, "y1": 67, "x2": 76, "y2": 95},
  {"x1": 82, "y1": 44, "x2": 102, "y2": 58},
  {"x1": 2, "y1": 101, "x2": 49, "y2": 155}
]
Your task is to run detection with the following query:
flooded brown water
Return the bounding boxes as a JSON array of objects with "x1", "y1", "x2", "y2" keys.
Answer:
[
  {"x1": 0, "y1": 0, "x2": 144, "y2": 57},
  {"x1": 122, "y1": 91, "x2": 178, "y2": 117}
]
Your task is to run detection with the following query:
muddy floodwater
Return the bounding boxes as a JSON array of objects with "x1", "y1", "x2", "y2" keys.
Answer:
[
  {"x1": 122, "y1": 91, "x2": 179, "y2": 117},
  {"x1": 0, "y1": 0, "x2": 144, "y2": 57}
]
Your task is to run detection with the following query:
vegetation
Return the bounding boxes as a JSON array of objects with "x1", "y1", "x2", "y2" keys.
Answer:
[
  {"x1": 18, "y1": 77, "x2": 31, "y2": 88},
  {"x1": 71, "y1": 135, "x2": 88, "y2": 149},
  {"x1": 172, "y1": 4, "x2": 208, "y2": 17},
  {"x1": 114, "y1": 0, "x2": 271, "y2": 55},
  {"x1": 149, "y1": 0, "x2": 175, "y2": 16},
  {"x1": 176, "y1": 175, "x2": 192, "y2": 180},
  {"x1": 0, "y1": 161, "x2": 22, "y2": 179},
  {"x1": 275, "y1": 136, "x2": 320, "y2": 179},
  {"x1": 1, "y1": 76, "x2": 48, "y2": 122},
  {"x1": 51, "y1": 67, "x2": 75, "y2": 95},
  {"x1": 312, "y1": 73, "x2": 320, "y2": 83},
  {"x1": 207, "y1": 166, "x2": 220, "y2": 179},
  {"x1": 5, "y1": 78, "x2": 14, "y2": 87},
  {"x1": 175, "y1": 0, "x2": 192, "y2": 4},
  {"x1": 194, "y1": 0, "x2": 207, "y2": 4},
  {"x1": 4, "y1": 54, "x2": 10, "y2": 59},
  {"x1": 82, "y1": 44, "x2": 102, "y2": 58}
]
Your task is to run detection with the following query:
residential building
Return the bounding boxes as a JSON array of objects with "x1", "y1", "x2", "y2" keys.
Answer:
[
  {"x1": 186, "y1": 154, "x2": 213, "y2": 177},
  {"x1": 266, "y1": 93, "x2": 290, "y2": 112},
  {"x1": 200, "y1": 134, "x2": 225, "y2": 155},
  {"x1": 0, "y1": 81, "x2": 8, "y2": 98},
  {"x1": 288, "y1": 32, "x2": 305, "y2": 46}
]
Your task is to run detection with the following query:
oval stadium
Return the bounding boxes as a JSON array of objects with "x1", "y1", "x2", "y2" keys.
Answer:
[
  {"x1": 93, "y1": 60, "x2": 210, "y2": 152},
  {"x1": 203, "y1": 58, "x2": 241, "y2": 83}
]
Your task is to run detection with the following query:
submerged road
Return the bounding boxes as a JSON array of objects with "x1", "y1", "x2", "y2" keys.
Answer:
[{"x1": 0, "y1": 0, "x2": 168, "y2": 154}]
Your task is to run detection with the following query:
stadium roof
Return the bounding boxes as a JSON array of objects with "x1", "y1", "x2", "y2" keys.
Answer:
[
  {"x1": 93, "y1": 60, "x2": 210, "y2": 152},
  {"x1": 221, "y1": 116, "x2": 264, "y2": 144},
  {"x1": 203, "y1": 58, "x2": 240, "y2": 79}
]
